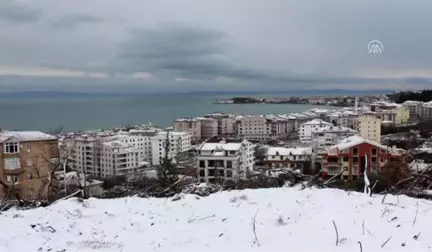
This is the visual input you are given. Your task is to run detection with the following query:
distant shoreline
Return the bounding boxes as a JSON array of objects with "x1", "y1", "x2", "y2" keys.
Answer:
[{"x1": 213, "y1": 95, "x2": 379, "y2": 107}]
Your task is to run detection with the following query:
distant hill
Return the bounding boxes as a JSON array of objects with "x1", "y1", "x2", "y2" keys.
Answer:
[
  {"x1": 388, "y1": 89, "x2": 432, "y2": 103},
  {"x1": 187, "y1": 88, "x2": 393, "y2": 96}
]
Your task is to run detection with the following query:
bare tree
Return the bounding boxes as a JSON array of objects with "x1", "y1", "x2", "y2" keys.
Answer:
[{"x1": 28, "y1": 138, "x2": 76, "y2": 201}]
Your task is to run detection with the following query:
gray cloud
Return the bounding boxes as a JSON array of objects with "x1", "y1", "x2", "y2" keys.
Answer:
[
  {"x1": 50, "y1": 14, "x2": 103, "y2": 30},
  {"x1": 118, "y1": 25, "x2": 283, "y2": 81},
  {"x1": 0, "y1": 1, "x2": 41, "y2": 23},
  {"x1": 1, "y1": 0, "x2": 432, "y2": 92}
]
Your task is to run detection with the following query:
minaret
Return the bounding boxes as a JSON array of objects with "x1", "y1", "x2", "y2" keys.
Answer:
[{"x1": 354, "y1": 97, "x2": 358, "y2": 114}]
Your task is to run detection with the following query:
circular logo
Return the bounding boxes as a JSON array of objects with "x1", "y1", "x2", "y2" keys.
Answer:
[{"x1": 368, "y1": 40, "x2": 383, "y2": 55}]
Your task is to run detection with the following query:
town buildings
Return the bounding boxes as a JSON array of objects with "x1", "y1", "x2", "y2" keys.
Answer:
[
  {"x1": 370, "y1": 101, "x2": 410, "y2": 125},
  {"x1": 311, "y1": 125, "x2": 358, "y2": 152},
  {"x1": 173, "y1": 119, "x2": 202, "y2": 141},
  {"x1": 322, "y1": 135, "x2": 406, "y2": 180},
  {"x1": 196, "y1": 138, "x2": 254, "y2": 183},
  {"x1": 151, "y1": 131, "x2": 192, "y2": 166},
  {"x1": 0, "y1": 131, "x2": 59, "y2": 200},
  {"x1": 420, "y1": 101, "x2": 432, "y2": 121},
  {"x1": 299, "y1": 119, "x2": 332, "y2": 143},
  {"x1": 67, "y1": 133, "x2": 154, "y2": 178},
  {"x1": 328, "y1": 110, "x2": 359, "y2": 129},
  {"x1": 66, "y1": 129, "x2": 191, "y2": 177},
  {"x1": 402, "y1": 100, "x2": 423, "y2": 121},
  {"x1": 357, "y1": 113, "x2": 381, "y2": 143},
  {"x1": 264, "y1": 147, "x2": 312, "y2": 170}
]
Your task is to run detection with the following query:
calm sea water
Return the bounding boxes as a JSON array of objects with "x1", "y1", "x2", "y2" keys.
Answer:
[{"x1": 0, "y1": 93, "x2": 338, "y2": 132}]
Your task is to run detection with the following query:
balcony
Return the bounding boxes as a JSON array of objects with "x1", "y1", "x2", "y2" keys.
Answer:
[{"x1": 4, "y1": 168, "x2": 21, "y2": 175}]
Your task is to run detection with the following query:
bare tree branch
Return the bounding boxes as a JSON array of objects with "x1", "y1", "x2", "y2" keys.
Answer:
[
  {"x1": 381, "y1": 236, "x2": 392, "y2": 248},
  {"x1": 251, "y1": 209, "x2": 260, "y2": 246},
  {"x1": 332, "y1": 220, "x2": 339, "y2": 246},
  {"x1": 413, "y1": 202, "x2": 419, "y2": 225}
]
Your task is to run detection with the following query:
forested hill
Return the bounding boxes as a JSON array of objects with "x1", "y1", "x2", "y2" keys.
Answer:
[{"x1": 389, "y1": 89, "x2": 432, "y2": 103}]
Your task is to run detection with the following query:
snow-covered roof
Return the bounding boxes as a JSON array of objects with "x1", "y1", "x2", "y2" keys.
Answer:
[
  {"x1": 199, "y1": 142, "x2": 242, "y2": 151},
  {"x1": 267, "y1": 147, "x2": 312, "y2": 156},
  {"x1": 0, "y1": 131, "x2": 57, "y2": 143},
  {"x1": 403, "y1": 100, "x2": 423, "y2": 105},
  {"x1": 301, "y1": 119, "x2": 332, "y2": 126},
  {"x1": 313, "y1": 125, "x2": 358, "y2": 133},
  {"x1": 329, "y1": 135, "x2": 387, "y2": 151}
]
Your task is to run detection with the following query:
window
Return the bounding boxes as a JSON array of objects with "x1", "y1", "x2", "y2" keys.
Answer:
[
  {"x1": 199, "y1": 169, "x2": 205, "y2": 177},
  {"x1": 371, "y1": 148, "x2": 377, "y2": 155},
  {"x1": 199, "y1": 161, "x2": 206, "y2": 168},
  {"x1": 352, "y1": 157, "x2": 358, "y2": 164},
  {"x1": 371, "y1": 157, "x2": 377, "y2": 163},
  {"x1": 6, "y1": 175, "x2": 18, "y2": 183},
  {"x1": 4, "y1": 142, "x2": 19, "y2": 154},
  {"x1": 226, "y1": 170, "x2": 233, "y2": 177},
  {"x1": 352, "y1": 147, "x2": 358, "y2": 155},
  {"x1": 343, "y1": 157, "x2": 349, "y2": 162},
  {"x1": 226, "y1": 161, "x2": 232, "y2": 168},
  {"x1": 4, "y1": 158, "x2": 20, "y2": 170}
]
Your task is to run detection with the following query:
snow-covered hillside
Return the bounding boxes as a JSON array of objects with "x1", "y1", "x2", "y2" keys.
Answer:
[{"x1": 1, "y1": 187, "x2": 431, "y2": 251}]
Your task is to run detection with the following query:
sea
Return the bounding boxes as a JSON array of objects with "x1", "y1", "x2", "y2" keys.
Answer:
[{"x1": 0, "y1": 92, "x2": 348, "y2": 132}]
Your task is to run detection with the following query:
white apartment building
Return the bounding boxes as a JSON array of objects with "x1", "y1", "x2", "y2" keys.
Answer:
[
  {"x1": 329, "y1": 111, "x2": 359, "y2": 129},
  {"x1": 197, "y1": 138, "x2": 254, "y2": 183},
  {"x1": 172, "y1": 119, "x2": 202, "y2": 141},
  {"x1": 357, "y1": 113, "x2": 381, "y2": 143},
  {"x1": 264, "y1": 147, "x2": 312, "y2": 170},
  {"x1": 403, "y1": 100, "x2": 423, "y2": 120},
  {"x1": 100, "y1": 140, "x2": 141, "y2": 177},
  {"x1": 311, "y1": 125, "x2": 358, "y2": 152},
  {"x1": 68, "y1": 137, "x2": 102, "y2": 176},
  {"x1": 421, "y1": 101, "x2": 432, "y2": 121},
  {"x1": 68, "y1": 136, "x2": 143, "y2": 178},
  {"x1": 105, "y1": 134, "x2": 153, "y2": 163},
  {"x1": 299, "y1": 119, "x2": 332, "y2": 143},
  {"x1": 151, "y1": 131, "x2": 192, "y2": 166}
]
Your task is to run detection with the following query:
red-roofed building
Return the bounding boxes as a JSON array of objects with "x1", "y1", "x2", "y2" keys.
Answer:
[{"x1": 322, "y1": 135, "x2": 407, "y2": 180}]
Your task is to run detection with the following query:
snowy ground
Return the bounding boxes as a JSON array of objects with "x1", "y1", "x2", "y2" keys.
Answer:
[{"x1": 1, "y1": 187, "x2": 432, "y2": 251}]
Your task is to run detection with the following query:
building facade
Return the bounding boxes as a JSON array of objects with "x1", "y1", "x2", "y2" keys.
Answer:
[
  {"x1": 197, "y1": 138, "x2": 254, "y2": 183},
  {"x1": 357, "y1": 113, "x2": 381, "y2": 143},
  {"x1": 420, "y1": 101, "x2": 432, "y2": 121},
  {"x1": 264, "y1": 147, "x2": 312, "y2": 170},
  {"x1": 329, "y1": 111, "x2": 359, "y2": 129},
  {"x1": 322, "y1": 135, "x2": 405, "y2": 180},
  {"x1": 299, "y1": 119, "x2": 332, "y2": 143},
  {"x1": 0, "y1": 131, "x2": 59, "y2": 200},
  {"x1": 173, "y1": 119, "x2": 202, "y2": 141},
  {"x1": 311, "y1": 126, "x2": 358, "y2": 152},
  {"x1": 403, "y1": 100, "x2": 423, "y2": 121},
  {"x1": 151, "y1": 131, "x2": 192, "y2": 166},
  {"x1": 371, "y1": 102, "x2": 410, "y2": 125}
]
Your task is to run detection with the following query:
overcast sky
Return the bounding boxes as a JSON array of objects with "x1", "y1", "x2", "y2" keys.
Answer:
[{"x1": 1, "y1": 0, "x2": 432, "y2": 92}]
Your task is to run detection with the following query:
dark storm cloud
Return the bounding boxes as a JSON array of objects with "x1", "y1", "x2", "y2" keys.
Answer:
[
  {"x1": 50, "y1": 14, "x2": 103, "y2": 30},
  {"x1": 118, "y1": 25, "x2": 273, "y2": 80},
  {"x1": 0, "y1": 1, "x2": 41, "y2": 23},
  {"x1": 117, "y1": 24, "x2": 432, "y2": 86}
]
